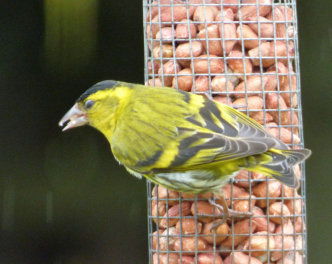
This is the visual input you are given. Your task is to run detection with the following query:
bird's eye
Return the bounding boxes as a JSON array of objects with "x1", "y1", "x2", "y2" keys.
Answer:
[{"x1": 84, "y1": 100, "x2": 95, "y2": 109}]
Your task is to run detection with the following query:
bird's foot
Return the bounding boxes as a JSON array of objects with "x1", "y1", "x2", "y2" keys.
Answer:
[{"x1": 196, "y1": 196, "x2": 252, "y2": 230}]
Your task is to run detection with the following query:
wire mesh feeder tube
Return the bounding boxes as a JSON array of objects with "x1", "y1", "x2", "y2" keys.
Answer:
[{"x1": 143, "y1": 0, "x2": 307, "y2": 263}]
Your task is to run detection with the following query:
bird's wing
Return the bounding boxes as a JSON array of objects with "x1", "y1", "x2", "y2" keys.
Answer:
[{"x1": 160, "y1": 98, "x2": 282, "y2": 170}]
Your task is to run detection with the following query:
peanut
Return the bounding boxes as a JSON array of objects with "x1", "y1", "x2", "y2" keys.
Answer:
[
  {"x1": 233, "y1": 75, "x2": 269, "y2": 98},
  {"x1": 159, "y1": 5, "x2": 188, "y2": 23},
  {"x1": 216, "y1": 9, "x2": 237, "y2": 54},
  {"x1": 193, "y1": 6, "x2": 218, "y2": 30},
  {"x1": 267, "y1": 6, "x2": 294, "y2": 38},
  {"x1": 174, "y1": 237, "x2": 208, "y2": 254},
  {"x1": 251, "y1": 112, "x2": 274, "y2": 125},
  {"x1": 285, "y1": 193, "x2": 302, "y2": 216},
  {"x1": 176, "y1": 218, "x2": 203, "y2": 235},
  {"x1": 233, "y1": 193, "x2": 256, "y2": 213},
  {"x1": 248, "y1": 16, "x2": 274, "y2": 38},
  {"x1": 222, "y1": 184, "x2": 247, "y2": 206},
  {"x1": 197, "y1": 25, "x2": 223, "y2": 56},
  {"x1": 276, "y1": 252, "x2": 303, "y2": 264},
  {"x1": 252, "y1": 181, "x2": 281, "y2": 208},
  {"x1": 224, "y1": 252, "x2": 263, "y2": 264},
  {"x1": 234, "y1": 170, "x2": 251, "y2": 188},
  {"x1": 175, "y1": 19, "x2": 197, "y2": 40},
  {"x1": 191, "y1": 54, "x2": 225, "y2": 74},
  {"x1": 191, "y1": 201, "x2": 222, "y2": 223},
  {"x1": 181, "y1": 255, "x2": 196, "y2": 264},
  {"x1": 233, "y1": 96, "x2": 264, "y2": 112},
  {"x1": 211, "y1": 76, "x2": 234, "y2": 93},
  {"x1": 227, "y1": 50, "x2": 253, "y2": 79},
  {"x1": 271, "y1": 220, "x2": 295, "y2": 261},
  {"x1": 152, "y1": 227, "x2": 179, "y2": 251},
  {"x1": 158, "y1": 60, "x2": 181, "y2": 86},
  {"x1": 242, "y1": 231, "x2": 275, "y2": 257},
  {"x1": 152, "y1": 185, "x2": 179, "y2": 203},
  {"x1": 196, "y1": 253, "x2": 223, "y2": 264},
  {"x1": 172, "y1": 68, "x2": 194, "y2": 91},
  {"x1": 248, "y1": 41, "x2": 294, "y2": 68},
  {"x1": 269, "y1": 202, "x2": 291, "y2": 224},
  {"x1": 237, "y1": 24, "x2": 260, "y2": 49},
  {"x1": 222, "y1": 219, "x2": 257, "y2": 247},
  {"x1": 266, "y1": 93, "x2": 299, "y2": 131},
  {"x1": 202, "y1": 221, "x2": 230, "y2": 244},
  {"x1": 155, "y1": 27, "x2": 175, "y2": 44},
  {"x1": 153, "y1": 253, "x2": 179, "y2": 264},
  {"x1": 238, "y1": 0, "x2": 273, "y2": 20},
  {"x1": 153, "y1": 44, "x2": 173, "y2": 59},
  {"x1": 175, "y1": 41, "x2": 204, "y2": 67},
  {"x1": 295, "y1": 216, "x2": 305, "y2": 233},
  {"x1": 159, "y1": 202, "x2": 192, "y2": 228},
  {"x1": 148, "y1": 60, "x2": 161, "y2": 74},
  {"x1": 253, "y1": 206, "x2": 276, "y2": 233},
  {"x1": 266, "y1": 126, "x2": 300, "y2": 144},
  {"x1": 151, "y1": 201, "x2": 167, "y2": 225},
  {"x1": 147, "y1": 0, "x2": 185, "y2": 22},
  {"x1": 147, "y1": 78, "x2": 163, "y2": 87},
  {"x1": 192, "y1": 76, "x2": 210, "y2": 92}
]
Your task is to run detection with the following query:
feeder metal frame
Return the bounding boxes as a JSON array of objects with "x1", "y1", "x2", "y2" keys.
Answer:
[{"x1": 143, "y1": 1, "x2": 307, "y2": 263}]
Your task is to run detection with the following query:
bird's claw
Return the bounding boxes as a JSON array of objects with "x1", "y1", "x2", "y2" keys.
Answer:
[{"x1": 197, "y1": 197, "x2": 253, "y2": 231}]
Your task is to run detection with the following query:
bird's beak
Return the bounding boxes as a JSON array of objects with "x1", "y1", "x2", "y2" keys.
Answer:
[{"x1": 58, "y1": 103, "x2": 88, "y2": 131}]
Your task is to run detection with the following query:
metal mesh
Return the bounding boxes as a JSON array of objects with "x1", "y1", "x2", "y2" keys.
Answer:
[{"x1": 143, "y1": 0, "x2": 307, "y2": 263}]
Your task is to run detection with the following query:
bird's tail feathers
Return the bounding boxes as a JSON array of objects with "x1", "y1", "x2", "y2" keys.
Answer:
[{"x1": 248, "y1": 148, "x2": 311, "y2": 188}]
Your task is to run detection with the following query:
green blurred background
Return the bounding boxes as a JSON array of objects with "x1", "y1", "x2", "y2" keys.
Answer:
[{"x1": 0, "y1": 0, "x2": 330, "y2": 263}]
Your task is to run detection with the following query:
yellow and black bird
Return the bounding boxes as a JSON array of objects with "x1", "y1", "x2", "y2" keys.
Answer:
[{"x1": 59, "y1": 80, "x2": 311, "y2": 222}]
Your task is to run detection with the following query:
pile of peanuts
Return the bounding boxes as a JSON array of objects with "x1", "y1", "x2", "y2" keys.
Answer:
[
  {"x1": 145, "y1": 0, "x2": 305, "y2": 263},
  {"x1": 151, "y1": 178, "x2": 304, "y2": 264}
]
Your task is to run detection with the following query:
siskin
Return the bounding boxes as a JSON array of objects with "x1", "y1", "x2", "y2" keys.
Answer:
[{"x1": 59, "y1": 80, "x2": 311, "y2": 222}]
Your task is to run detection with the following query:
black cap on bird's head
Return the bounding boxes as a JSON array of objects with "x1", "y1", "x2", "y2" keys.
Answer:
[
  {"x1": 58, "y1": 80, "x2": 122, "y2": 131},
  {"x1": 76, "y1": 80, "x2": 120, "y2": 102}
]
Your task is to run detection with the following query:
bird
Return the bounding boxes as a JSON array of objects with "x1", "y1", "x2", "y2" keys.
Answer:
[{"x1": 59, "y1": 80, "x2": 311, "y2": 224}]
